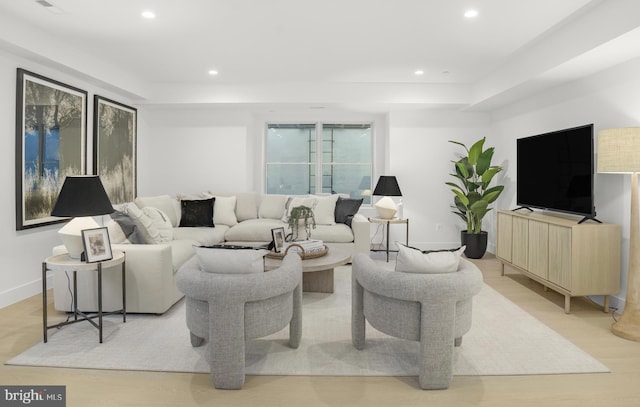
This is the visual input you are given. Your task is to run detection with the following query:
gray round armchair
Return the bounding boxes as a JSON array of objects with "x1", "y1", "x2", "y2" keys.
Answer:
[
  {"x1": 351, "y1": 253, "x2": 483, "y2": 389},
  {"x1": 176, "y1": 252, "x2": 302, "y2": 389}
]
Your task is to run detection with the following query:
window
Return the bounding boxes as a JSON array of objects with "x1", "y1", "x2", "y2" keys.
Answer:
[{"x1": 266, "y1": 123, "x2": 372, "y2": 203}]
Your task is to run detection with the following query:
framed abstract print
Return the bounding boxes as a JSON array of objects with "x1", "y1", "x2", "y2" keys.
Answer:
[
  {"x1": 93, "y1": 96, "x2": 137, "y2": 205},
  {"x1": 15, "y1": 68, "x2": 87, "y2": 230}
]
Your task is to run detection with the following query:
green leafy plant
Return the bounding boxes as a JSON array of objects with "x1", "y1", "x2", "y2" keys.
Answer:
[
  {"x1": 446, "y1": 137, "x2": 504, "y2": 234},
  {"x1": 287, "y1": 205, "x2": 316, "y2": 241}
]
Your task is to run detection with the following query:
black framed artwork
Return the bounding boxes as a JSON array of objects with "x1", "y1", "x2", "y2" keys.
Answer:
[
  {"x1": 81, "y1": 226, "x2": 113, "y2": 263},
  {"x1": 271, "y1": 227, "x2": 285, "y2": 253},
  {"x1": 15, "y1": 68, "x2": 87, "y2": 230},
  {"x1": 93, "y1": 95, "x2": 137, "y2": 205}
]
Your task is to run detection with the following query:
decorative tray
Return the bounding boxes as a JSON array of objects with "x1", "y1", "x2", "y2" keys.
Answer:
[{"x1": 265, "y1": 244, "x2": 329, "y2": 260}]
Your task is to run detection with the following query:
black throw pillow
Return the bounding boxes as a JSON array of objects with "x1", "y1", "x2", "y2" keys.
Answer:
[
  {"x1": 334, "y1": 197, "x2": 363, "y2": 227},
  {"x1": 179, "y1": 198, "x2": 215, "y2": 227}
]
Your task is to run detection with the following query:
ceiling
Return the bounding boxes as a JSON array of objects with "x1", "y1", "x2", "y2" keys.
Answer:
[{"x1": 1, "y1": 0, "x2": 640, "y2": 112}]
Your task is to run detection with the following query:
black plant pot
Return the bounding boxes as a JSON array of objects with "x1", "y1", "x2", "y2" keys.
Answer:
[{"x1": 460, "y1": 231, "x2": 488, "y2": 259}]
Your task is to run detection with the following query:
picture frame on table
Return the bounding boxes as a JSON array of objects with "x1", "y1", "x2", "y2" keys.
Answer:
[
  {"x1": 81, "y1": 227, "x2": 113, "y2": 263},
  {"x1": 93, "y1": 95, "x2": 137, "y2": 205},
  {"x1": 15, "y1": 68, "x2": 88, "y2": 230},
  {"x1": 271, "y1": 227, "x2": 286, "y2": 253}
]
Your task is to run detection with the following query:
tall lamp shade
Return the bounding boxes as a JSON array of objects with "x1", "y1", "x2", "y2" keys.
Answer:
[
  {"x1": 51, "y1": 175, "x2": 114, "y2": 259},
  {"x1": 372, "y1": 176, "x2": 402, "y2": 219},
  {"x1": 598, "y1": 127, "x2": 640, "y2": 341}
]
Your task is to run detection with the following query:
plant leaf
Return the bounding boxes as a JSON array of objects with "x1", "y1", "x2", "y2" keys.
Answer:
[
  {"x1": 483, "y1": 185, "x2": 504, "y2": 203},
  {"x1": 476, "y1": 146, "x2": 494, "y2": 175},
  {"x1": 480, "y1": 165, "x2": 501, "y2": 183},
  {"x1": 468, "y1": 138, "x2": 485, "y2": 165},
  {"x1": 452, "y1": 190, "x2": 469, "y2": 207}
]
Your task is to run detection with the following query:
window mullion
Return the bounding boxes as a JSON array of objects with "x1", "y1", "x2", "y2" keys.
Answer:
[{"x1": 315, "y1": 123, "x2": 323, "y2": 194}]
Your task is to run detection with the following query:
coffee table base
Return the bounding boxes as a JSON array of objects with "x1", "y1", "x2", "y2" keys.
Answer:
[{"x1": 303, "y1": 269, "x2": 334, "y2": 293}]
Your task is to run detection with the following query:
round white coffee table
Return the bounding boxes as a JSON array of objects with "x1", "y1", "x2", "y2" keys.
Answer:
[{"x1": 265, "y1": 245, "x2": 350, "y2": 293}]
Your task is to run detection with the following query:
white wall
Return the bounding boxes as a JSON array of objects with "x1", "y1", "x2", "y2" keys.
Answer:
[
  {"x1": 0, "y1": 49, "x2": 139, "y2": 308},
  {"x1": 490, "y1": 55, "x2": 640, "y2": 309},
  {"x1": 140, "y1": 107, "x2": 252, "y2": 196},
  {"x1": 387, "y1": 111, "x2": 492, "y2": 250}
]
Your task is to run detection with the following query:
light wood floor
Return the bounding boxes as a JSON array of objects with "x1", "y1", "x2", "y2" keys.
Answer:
[{"x1": 2, "y1": 255, "x2": 640, "y2": 407}]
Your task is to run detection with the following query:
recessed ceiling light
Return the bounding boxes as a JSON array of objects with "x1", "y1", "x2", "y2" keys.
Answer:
[
  {"x1": 142, "y1": 10, "x2": 156, "y2": 19},
  {"x1": 414, "y1": 70, "x2": 425, "y2": 76},
  {"x1": 208, "y1": 70, "x2": 219, "y2": 76},
  {"x1": 464, "y1": 9, "x2": 479, "y2": 18}
]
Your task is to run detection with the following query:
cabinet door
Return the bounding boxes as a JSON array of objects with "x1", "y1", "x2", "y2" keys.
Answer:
[
  {"x1": 497, "y1": 212, "x2": 513, "y2": 262},
  {"x1": 548, "y1": 225, "x2": 571, "y2": 289},
  {"x1": 512, "y1": 217, "x2": 529, "y2": 269},
  {"x1": 528, "y1": 220, "x2": 549, "y2": 279}
]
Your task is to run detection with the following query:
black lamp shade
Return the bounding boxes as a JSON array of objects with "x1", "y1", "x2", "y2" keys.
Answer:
[
  {"x1": 51, "y1": 175, "x2": 114, "y2": 217},
  {"x1": 372, "y1": 176, "x2": 402, "y2": 196}
]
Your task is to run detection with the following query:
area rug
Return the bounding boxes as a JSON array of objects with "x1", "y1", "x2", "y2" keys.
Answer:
[{"x1": 6, "y1": 266, "x2": 609, "y2": 376}]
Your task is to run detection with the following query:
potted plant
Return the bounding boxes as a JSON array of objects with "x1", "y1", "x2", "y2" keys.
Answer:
[
  {"x1": 446, "y1": 137, "x2": 504, "y2": 258},
  {"x1": 287, "y1": 205, "x2": 316, "y2": 241}
]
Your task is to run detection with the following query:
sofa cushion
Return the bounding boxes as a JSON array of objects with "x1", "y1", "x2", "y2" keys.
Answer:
[
  {"x1": 259, "y1": 195, "x2": 288, "y2": 219},
  {"x1": 312, "y1": 194, "x2": 339, "y2": 225},
  {"x1": 213, "y1": 195, "x2": 238, "y2": 226},
  {"x1": 301, "y1": 223, "x2": 354, "y2": 243},
  {"x1": 234, "y1": 192, "x2": 258, "y2": 221},
  {"x1": 194, "y1": 246, "x2": 268, "y2": 274},
  {"x1": 395, "y1": 243, "x2": 465, "y2": 274},
  {"x1": 173, "y1": 226, "x2": 228, "y2": 246},
  {"x1": 225, "y1": 218, "x2": 285, "y2": 242},
  {"x1": 180, "y1": 198, "x2": 215, "y2": 227},
  {"x1": 335, "y1": 197, "x2": 363, "y2": 226},
  {"x1": 134, "y1": 195, "x2": 180, "y2": 227}
]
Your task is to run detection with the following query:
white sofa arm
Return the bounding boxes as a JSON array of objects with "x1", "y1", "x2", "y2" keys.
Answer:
[
  {"x1": 52, "y1": 242, "x2": 187, "y2": 314},
  {"x1": 351, "y1": 213, "x2": 370, "y2": 256}
]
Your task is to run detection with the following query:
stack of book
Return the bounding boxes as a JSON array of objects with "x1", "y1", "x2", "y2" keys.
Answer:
[{"x1": 286, "y1": 239, "x2": 325, "y2": 254}]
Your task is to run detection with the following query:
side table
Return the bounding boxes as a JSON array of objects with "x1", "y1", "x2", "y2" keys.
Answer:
[
  {"x1": 369, "y1": 217, "x2": 409, "y2": 262},
  {"x1": 42, "y1": 250, "x2": 126, "y2": 343}
]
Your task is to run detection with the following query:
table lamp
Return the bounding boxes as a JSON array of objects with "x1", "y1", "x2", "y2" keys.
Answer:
[
  {"x1": 597, "y1": 127, "x2": 640, "y2": 341},
  {"x1": 51, "y1": 175, "x2": 114, "y2": 259},
  {"x1": 372, "y1": 176, "x2": 402, "y2": 219}
]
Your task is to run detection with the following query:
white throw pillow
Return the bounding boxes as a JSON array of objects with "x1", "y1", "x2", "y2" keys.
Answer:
[
  {"x1": 282, "y1": 196, "x2": 318, "y2": 222},
  {"x1": 395, "y1": 242, "x2": 465, "y2": 274},
  {"x1": 312, "y1": 194, "x2": 339, "y2": 225},
  {"x1": 195, "y1": 247, "x2": 268, "y2": 274},
  {"x1": 134, "y1": 195, "x2": 180, "y2": 227},
  {"x1": 213, "y1": 195, "x2": 238, "y2": 226},
  {"x1": 123, "y1": 203, "x2": 174, "y2": 244},
  {"x1": 259, "y1": 195, "x2": 288, "y2": 219}
]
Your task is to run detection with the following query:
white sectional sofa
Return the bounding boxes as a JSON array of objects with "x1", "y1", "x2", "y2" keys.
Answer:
[{"x1": 53, "y1": 192, "x2": 369, "y2": 314}]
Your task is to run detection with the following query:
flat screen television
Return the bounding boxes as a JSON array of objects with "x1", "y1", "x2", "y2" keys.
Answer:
[{"x1": 516, "y1": 124, "x2": 597, "y2": 222}]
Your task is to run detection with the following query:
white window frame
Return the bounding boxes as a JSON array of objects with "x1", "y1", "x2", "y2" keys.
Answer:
[{"x1": 264, "y1": 122, "x2": 374, "y2": 198}]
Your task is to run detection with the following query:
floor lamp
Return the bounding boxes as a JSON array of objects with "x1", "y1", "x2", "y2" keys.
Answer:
[{"x1": 598, "y1": 127, "x2": 640, "y2": 341}]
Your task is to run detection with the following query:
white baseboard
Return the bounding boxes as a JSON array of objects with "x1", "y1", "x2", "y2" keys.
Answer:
[{"x1": 0, "y1": 274, "x2": 52, "y2": 309}]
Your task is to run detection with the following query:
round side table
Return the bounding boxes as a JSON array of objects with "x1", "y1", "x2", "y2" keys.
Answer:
[{"x1": 42, "y1": 250, "x2": 126, "y2": 343}]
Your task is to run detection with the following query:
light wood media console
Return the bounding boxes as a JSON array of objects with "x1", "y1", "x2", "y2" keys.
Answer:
[{"x1": 496, "y1": 210, "x2": 621, "y2": 313}]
